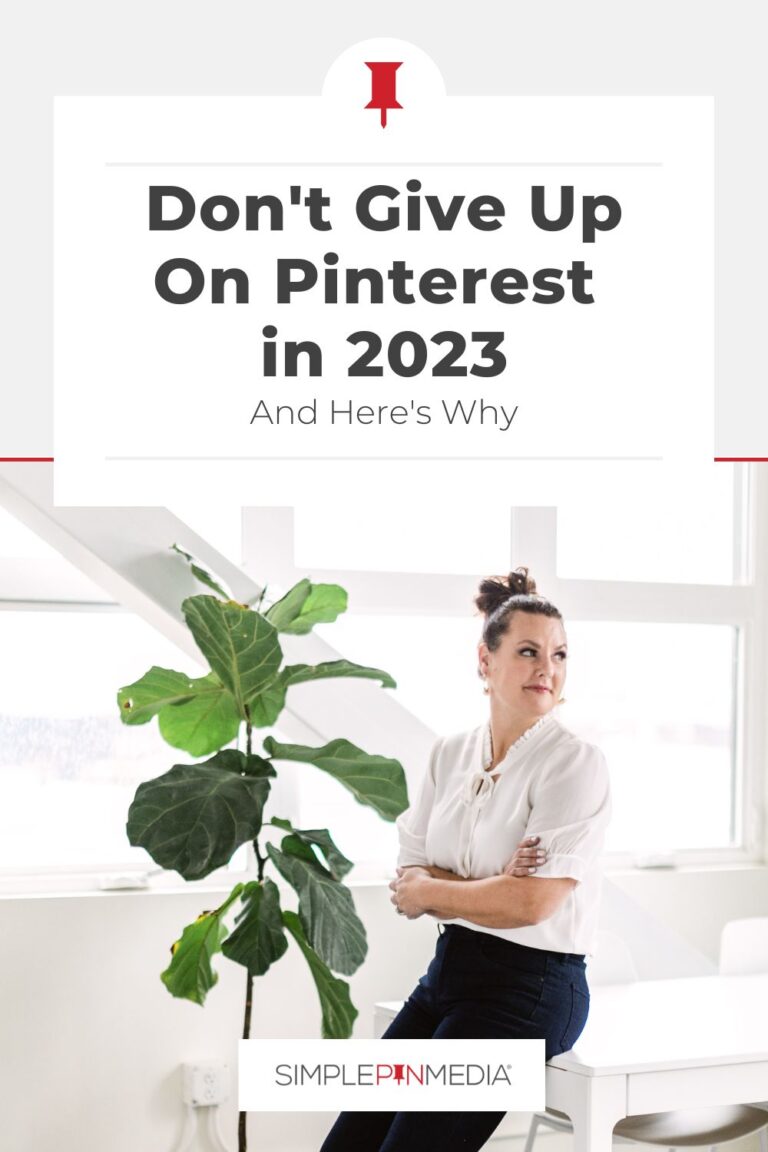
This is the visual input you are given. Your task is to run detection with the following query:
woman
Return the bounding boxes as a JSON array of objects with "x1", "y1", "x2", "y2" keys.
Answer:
[{"x1": 320, "y1": 568, "x2": 611, "y2": 1152}]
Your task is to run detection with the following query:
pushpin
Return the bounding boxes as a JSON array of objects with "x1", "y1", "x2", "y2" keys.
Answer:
[
  {"x1": 392, "y1": 1063, "x2": 406, "y2": 1085},
  {"x1": 365, "y1": 61, "x2": 402, "y2": 128}
]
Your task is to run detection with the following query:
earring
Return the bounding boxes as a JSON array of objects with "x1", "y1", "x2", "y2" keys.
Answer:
[
  {"x1": 557, "y1": 697, "x2": 566, "y2": 705},
  {"x1": 478, "y1": 668, "x2": 489, "y2": 694}
]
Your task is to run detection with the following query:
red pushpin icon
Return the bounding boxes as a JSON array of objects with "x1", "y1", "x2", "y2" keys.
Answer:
[
  {"x1": 365, "y1": 61, "x2": 402, "y2": 128},
  {"x1": 392, "y1": 1063, "x2": 406, "y2": 1085}
]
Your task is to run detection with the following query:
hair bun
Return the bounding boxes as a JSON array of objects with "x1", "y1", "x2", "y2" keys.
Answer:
[
  {"x1": 475, "y1": 567, "x2": 538, "y2": 617},
  {"x1": 508, "y1": 567, "x2": 537, "y2": 596}
]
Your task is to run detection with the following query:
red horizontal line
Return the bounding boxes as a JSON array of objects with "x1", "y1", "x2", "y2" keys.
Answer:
[{"x1": 2, "y1": 453, "x2": 766, "y2": 463}]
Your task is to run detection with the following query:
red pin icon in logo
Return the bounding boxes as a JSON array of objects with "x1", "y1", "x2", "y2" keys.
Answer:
[
  {"x1": 365, "y1": 62, "x2": 402, "y2": 128},
  {"x1": 392, "y1": 1064, "x2": 406, "y2": 1085}
]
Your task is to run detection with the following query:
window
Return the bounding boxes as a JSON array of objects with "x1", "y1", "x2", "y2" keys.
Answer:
[
  {"x1": 556, "y1": 466, "x2": 743, "y2": 586},
  {"x1": 562, "y1": 622, "x2": 737, "y2": 854},
  {"x1": 244, "y1": 463, "x2": 764, "y2": 868},
  {"x1": 1, "y1": 464, "x2": 763, "y2": 884},
  {"x1": 0, "y1": 506, "x2": 210, "y2": 882},
  {"x1": 0, "y1": 608, "x2": 202, "y2": 873}
]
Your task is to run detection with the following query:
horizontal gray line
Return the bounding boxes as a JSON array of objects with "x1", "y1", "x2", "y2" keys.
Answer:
[
  {"x1": 105, "y1": 161, "x2": 662, "y2": 169},
  {"x1": 106, "y1": 455, "x2": 662, "y2": 462}
]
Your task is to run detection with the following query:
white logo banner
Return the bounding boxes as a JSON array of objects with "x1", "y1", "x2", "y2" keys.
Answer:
[{"x1": 238, "y1": 1038, "x2": 545, "y2": 1112}]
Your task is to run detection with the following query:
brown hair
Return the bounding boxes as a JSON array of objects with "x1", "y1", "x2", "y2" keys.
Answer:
[{"x1": 475, "y1": 567, "x2": 562, "y2": 652}]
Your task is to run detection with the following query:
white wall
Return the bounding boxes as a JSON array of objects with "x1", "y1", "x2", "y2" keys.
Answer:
[
  {"x1": 614, "y1": 866, "x2": 768, "y2": 960},
  {"x1": 3, "y1": 866, "x2": 768, "y2": 1152},
  {"x1": 0, "y1": 883, "x2": 436, "y2": 1152}
]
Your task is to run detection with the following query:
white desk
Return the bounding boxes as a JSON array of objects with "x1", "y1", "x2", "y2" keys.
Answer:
[{"x1": 547, "y1": 974, "x2": 768, "y2": 1152}]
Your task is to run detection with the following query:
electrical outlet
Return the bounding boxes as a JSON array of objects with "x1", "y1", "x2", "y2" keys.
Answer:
[{"x1": 182, "y1": 1061, "x2": 230, "y2": 1107}]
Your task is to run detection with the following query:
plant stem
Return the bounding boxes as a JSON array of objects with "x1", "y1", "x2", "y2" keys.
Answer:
[
  {"x1": 254, "y1": 841, "x2": 267, "y2": 882},
  {"x1": 239, "y1": 707, "x2": 256, "y2": 1152},
  {"x1": 245, "y1": 707, "x2": 252, "y2": 757},
  {"x1": 238, "y1": 967, "x2": 255, "y2": 1152}
]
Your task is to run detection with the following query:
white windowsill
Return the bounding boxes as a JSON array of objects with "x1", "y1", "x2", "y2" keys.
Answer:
[{"x1": 1, "y1": 858, "x2": 767, "y2": 900}]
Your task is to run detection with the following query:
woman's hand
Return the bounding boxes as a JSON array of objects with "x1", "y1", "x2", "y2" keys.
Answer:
[
  {"x1": 389, "y1": 866, "x2": 433, "y2": 919},
  {"x1": 503, "y1": 835, "x2": 548, "y2": 877}
]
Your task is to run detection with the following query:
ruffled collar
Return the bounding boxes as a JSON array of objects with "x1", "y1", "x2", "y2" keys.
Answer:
[{"x1": 463, "y1": 714, "x2": 554, "y2": 808}]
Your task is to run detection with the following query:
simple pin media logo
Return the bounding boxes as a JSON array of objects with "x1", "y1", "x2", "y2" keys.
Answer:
[{"x1": 274, "y1": 1060, "x2": 518, "y2": 1088}]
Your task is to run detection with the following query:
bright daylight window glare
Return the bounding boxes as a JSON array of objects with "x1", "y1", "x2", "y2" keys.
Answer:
[
  {"x1": 317, "y1": 614, "x2": 487, "y2": 736},
  {"x1": 0, "y1": 611, "x2": 204, "y2": 872},
  {"x1": 557, "y1": 468, "x2": 738, "y2": 585},
  {"x1": 561, "y1": 623, "x2": 736, "y2": 854}
]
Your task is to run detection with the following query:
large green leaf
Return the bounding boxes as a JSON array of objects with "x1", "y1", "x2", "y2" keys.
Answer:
[
  {"x1": 263, "y1": 738, "x2": 408, "y2": 821},
  {"x1": 221, "y1": 879, "x2": 288, "y2": 976},
  {"x1": 161, "y1": 884, "x2": 242, "y2": 1005},
  {"x1": 118, "y1": 666, "x2": 201, "y2": 726},
  {"x1": 119, "y1": 668, "x2": 241, "y2": 756},
  {"x1": 158, "y1": 674, "x2": 241, "y2": 756},
  {"x1": 182, "y1": 596, "x2": 282, "y2": 713},
  {"x1": 171, "y1": 544, "x2": 230, "y2": 600},
  {"x1": 281, "y1": 660, "x2": 396, "y2": 691},
  {"x1": 282, "y1": 911, "x2": 358, "y2": 1039},
  {"x1": 266, "y1": 843, "x2": 366, "y2": 976},
  {"x1": 265, "y1": 581, "x2": 347, "y2": 635},
  {"x1": 127, "y1": 750, "x2": 271, "y2": 879},
  {"x1": 246, "y1": 659, "x2": 397, "y2": 731},
  {"x1": 270, "y1": 818, "x2": 353, "y2": 881}
]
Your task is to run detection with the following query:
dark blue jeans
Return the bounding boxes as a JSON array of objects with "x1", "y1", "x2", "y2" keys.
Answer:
[{"x1": 319, "y1": 924, "x2": 589, "y2": 1152}]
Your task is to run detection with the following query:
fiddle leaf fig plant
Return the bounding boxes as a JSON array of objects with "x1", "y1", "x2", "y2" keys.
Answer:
[{"x1": 118, "y1": 550, "x2": 408, "y2": 1151}]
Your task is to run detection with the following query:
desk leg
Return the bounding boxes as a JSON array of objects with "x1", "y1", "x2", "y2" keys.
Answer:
[{"x1": 546, "y1": 1069, "x2": 627, "y2": 1152}]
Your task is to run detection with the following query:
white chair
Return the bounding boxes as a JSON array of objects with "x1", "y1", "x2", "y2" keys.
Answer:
[
  {"x1": 522, "y1": 930, "x2": 768, "y2": 1152},
  {"x1": 719, "y1": 918, "x2": 768, "y2": 1115}
]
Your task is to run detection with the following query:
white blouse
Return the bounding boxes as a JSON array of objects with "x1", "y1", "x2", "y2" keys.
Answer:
[{"x1": 396, "y1": 714, "x2": 610, "y2": 955}]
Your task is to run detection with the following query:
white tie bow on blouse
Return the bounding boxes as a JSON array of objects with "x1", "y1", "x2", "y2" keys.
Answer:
[{"x1": 462, "y1": 714, "x2": 551, "y2": 809}]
